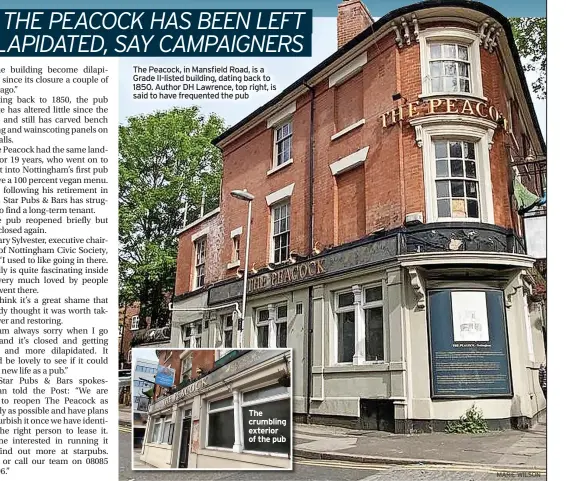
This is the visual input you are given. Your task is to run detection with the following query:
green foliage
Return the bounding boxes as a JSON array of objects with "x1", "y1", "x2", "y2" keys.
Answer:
[
  {"x1": 119, "y1": 107, "x2": 225, "y2": 328},
  {"x1": 445, "y1": 405, "x2": 489, "y2": 434},
  {"x1": 510, "y1": 17, "x2": 546, "y2": 99}
]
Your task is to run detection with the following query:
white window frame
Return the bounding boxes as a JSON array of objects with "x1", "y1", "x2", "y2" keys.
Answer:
[
  {"x1": 223, "y1": 314, "x2": 234, "y2": 348},
  {"x1": 275, "y1": 304, "x2": 288, "y2": 349},
  {"x1": 272, "y1": 119, "x2": 293, "y2": 169},
  {"x1": 419, "y1": 28, "x2": 484, "y2": 101},
  {"x1": 255, "y1": 307, "x2": 271, "y2": 348},
  {"x1": 241, "y1": 383, "x2": 290, "y2": 457},
  {"x1": 181, "y1": 356, "x2": 192, "y2": 377},
  {"x1": 362, "y1": 284, "x2": 385, "y2": 362},
  {"x1": 227, "y1": 226, "x2": 242, "y2": 269},
  {"x1": 431, "y1": 139, "x2": 482, "y2": 221},
  {"x1": 130, "y1": 315, "x2": 139, "y2": 330},
  {"x1": 334, "y1": 283, "x2": 387, "y2": 366},
  {"x1": 151, "y1": 418, "x2": 163, "y2": 444},
  {"x1": 182, "y1": 321, "x2": 203, "y2": 348},
  {"x1": 206, "y1": 395, "x2": 235, "y2": 451},
  {"x1": 271, "y1": 201, "x2": 291, "y2": 264},
  {"x1": 335, "y1": 289, "x2": 357, "y2": 365},
  {"x1": 161, "y1": 417, "x2": 173, "y2": 444},
  {"x1": 411, "y1": 116, "x2": 495, "y2": 224},
  {"x1": 194, "y1": 236, "x2": 207, "y2": 290}
]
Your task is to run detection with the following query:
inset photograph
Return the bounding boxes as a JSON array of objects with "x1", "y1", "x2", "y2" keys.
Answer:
[{"x1": 132, "y1": 348, "x2": 292, "y2": 470}]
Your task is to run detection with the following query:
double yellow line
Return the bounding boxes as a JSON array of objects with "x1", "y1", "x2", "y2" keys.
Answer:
[{"x1": 296, "y1": 459, "x2": 546, "y2": 476}]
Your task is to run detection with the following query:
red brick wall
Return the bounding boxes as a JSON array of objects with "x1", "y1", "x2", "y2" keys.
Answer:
[
  {"x1": 119, "y1": 303, "x2": 140, "y2": 366},
  {"x1": 175, "y1": 212, "x2": 222, "y2": 296},
  {"x1": 173, "y1": 14, "x2": 539, "y2": 294},
  {"x1": 190, "y1": 350, "x2": 216, "y2": 379}
]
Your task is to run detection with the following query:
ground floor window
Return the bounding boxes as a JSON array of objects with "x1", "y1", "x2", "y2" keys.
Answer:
[
  {"x1": 207, "y1": 396, "x2": 234, "y2": 449},
  {"x1": 256, "y1": 304, "x2": 288, "y2": 348},
  {"x1": 151, "y1": 419, "x2": 163, "y2": 444},
  {"x1": 256, "y1": 308, "x2": 270, "y2": 347},
  {"x1": 335, "y1": 284, "x2": 385, "y2": 364},
  {"x1": 242, "y1": 384, "x2": 290, "y2": 454},
  {"x1": 161, "y1": 418, "x2": 174, "y2": 444},
  {"x1": 182, "y1": 321, "x2": 203, "y2": 348}
]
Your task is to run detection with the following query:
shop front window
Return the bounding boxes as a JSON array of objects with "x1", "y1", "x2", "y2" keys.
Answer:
[
  {"x1": 207, "y1": 396, "x2": 234, "y2": 449},
  {"x1": 335, "y1": 285, "x2": 385, "y2": 364},
  {"x1": 242, "y1": 384, "x2": 290, "y2": 454}
]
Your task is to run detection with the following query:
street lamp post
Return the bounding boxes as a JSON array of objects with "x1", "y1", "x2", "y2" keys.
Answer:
[{"x1": 230, "y1": 189, "x2": 254, "y2": 348}]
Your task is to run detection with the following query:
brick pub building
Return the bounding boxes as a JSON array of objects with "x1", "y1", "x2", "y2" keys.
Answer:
[{"x1": 171, "y1": 0, "x2": 546, "y2": 432}]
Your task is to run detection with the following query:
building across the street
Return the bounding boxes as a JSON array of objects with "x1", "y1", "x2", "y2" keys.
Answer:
[
  {"x1": 170, "y1": 0, "x2": 546, "y2": 433},
  {"x1": 140, "y1": 349, "x2": 292, "y2": 469},
  {"x1": 132, "y1": 358, "x2": 159, "y2": 447}
]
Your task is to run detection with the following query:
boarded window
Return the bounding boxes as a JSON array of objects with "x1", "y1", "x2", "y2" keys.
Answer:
[
  {"x1": 335, "y1": 72, "x2": 364, "y2": 132},
  {"x1": 336, "y1": 164, "x2": 366, "y2": 244}
]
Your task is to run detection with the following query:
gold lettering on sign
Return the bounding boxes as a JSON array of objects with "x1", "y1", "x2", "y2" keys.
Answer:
[
  {"x1": 379, "y1": 97, "x2": 505, "y2": 130},
  {"x1": 247, "y1": 259, "x2": 327, "y2": 293},
  {"x1": 408, "y1": 101, "x2": 420, "y2": 118},
  {"x1": 445, "y1": 98, "x2": 458, "y2": 113},
  {"x1": 461, "y1": 99, "x2": 474, "y2": 115},
  {"x1": 475, "y1": 101, "x2": 487, "y2": 118},
  {"x1": 428, "y1": 98, "x2": 443, "y2": 114}
]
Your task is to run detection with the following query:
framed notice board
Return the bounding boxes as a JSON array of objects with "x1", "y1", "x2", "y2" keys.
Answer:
[{"x1": 427, "y1": 289, "x2": 513, "y2": 399}]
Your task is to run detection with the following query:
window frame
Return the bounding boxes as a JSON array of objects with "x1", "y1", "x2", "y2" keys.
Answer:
[
  {"x1": 273, "y1": 118, "x2": 293, "y2": 169},
  {"x1": 182, "y1": 321, "x2": 204, "y2": 348},
  {"x1": 223, "y1": 314, "x2": 234, "y2": 348},
  {"x1": 241, "y1": 383, "x2": 291, "y2": 457},
  {"x1": 194, "y1": 236, "x2": 207, "y2": 290},
  {"x1": 362, "y1": 284, "x2": 385, "y2": 362},
  {"x1": 270, "y1": 201, "x2": 291, "y2": 264},
  {"x1": 206, "y1": 395, "x2": 235, "y2": 451},
  {"x1": 255, "y1": 308, "x2": 270, "y2": 348},
  {"x1": 335, "y1": 289, "x2": 356, "y2": 365},
  {"x1": 419, "y1": 28, "x2": 485, "y2": 100},
  {"x1": 275, "y1": 304, "x2": 288, "y2": 349},
  {"x1": 411, "y1": 117, "x2": 495, "y2": 224},
  {"x1": 130, "y1": 315, "x2": 139, "y2": 330},
  {"x1": 432, "y1": 139, "x2": 481, "y2": 221}
]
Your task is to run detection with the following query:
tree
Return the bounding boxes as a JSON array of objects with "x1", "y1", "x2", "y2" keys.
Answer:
[
  {"x1": 119, "y1": 107, "x2": 225, "y2": 328},
  {"x1": 510, "y1": 18, "x2": 546, "y2": 99}
]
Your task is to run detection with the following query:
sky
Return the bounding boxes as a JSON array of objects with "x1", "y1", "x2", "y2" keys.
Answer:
[
  {"x1": 119, "y1": 18, "x2": 546, "y2": 138},
  {"x1": 132, "y1": 348, "x2": 159, "y2": 367}
]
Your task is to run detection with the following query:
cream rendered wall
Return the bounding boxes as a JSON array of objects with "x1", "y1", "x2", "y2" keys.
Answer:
[{"x1": 405, "y1": 268, "x2": 543, "y2": 423}]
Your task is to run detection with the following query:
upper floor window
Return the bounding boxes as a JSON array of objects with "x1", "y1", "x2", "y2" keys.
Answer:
[
  {"x1": 232, "y1": 235, "x2": 240, "y2": 263},
  {"x1": 334, "y1": 71, "x2": 364, "y2": 133},
  {"x1": 428, "y1": 43, "x2": 471, "y2": 94},
  {"x1": 130, "y1": 315, "x2": 139, "y2": 330},
  {"x1": 410, "y1": 117, "x2": 494, "y2": 224},
  {"x1": 194, "y1": 237, "x2": 206, "y2": 289},
  {"x1": 419, "y1": 28, "x2": 483, "y2": 99},
  {"x1": 434, "y1": 140, "x2": 480, "y2": 220},
  {"x1": 271, "y1": 202, "x2": 290, "y2": 264},
  {"x1": 181, "y1": 356, "x2": 192, "y2": 376},
  {"x1": 275, "y1": 120, "x2": 293, "y2": 167}
]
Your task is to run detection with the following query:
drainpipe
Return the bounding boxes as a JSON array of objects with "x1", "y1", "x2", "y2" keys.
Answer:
[{"x1": 303, "y1": 81, "x2": 315, "y2": 423}]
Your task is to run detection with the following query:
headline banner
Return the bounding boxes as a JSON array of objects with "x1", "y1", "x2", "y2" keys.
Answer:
[{"x1": 0, "y1": 9, "x2": 313, "y2": 56}]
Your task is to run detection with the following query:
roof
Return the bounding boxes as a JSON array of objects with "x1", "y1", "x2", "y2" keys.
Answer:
[{"x1": 212, "y1": 0, "x2": 546, "y2": 153}]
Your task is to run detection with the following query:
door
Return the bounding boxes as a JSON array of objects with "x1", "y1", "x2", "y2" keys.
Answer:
[{"x1": 178, "y1": 418, "x2": 192, "y2": 468}]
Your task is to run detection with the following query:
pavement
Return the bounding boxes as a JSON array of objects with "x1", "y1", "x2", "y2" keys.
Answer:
[{"x1": 293, "y1": 418, "x2": 546, "y2": 470}]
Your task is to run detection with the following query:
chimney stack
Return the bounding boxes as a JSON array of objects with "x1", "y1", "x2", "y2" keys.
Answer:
[{"x1": 337, "y1": 0, "x2": 374, "y2": 49}]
